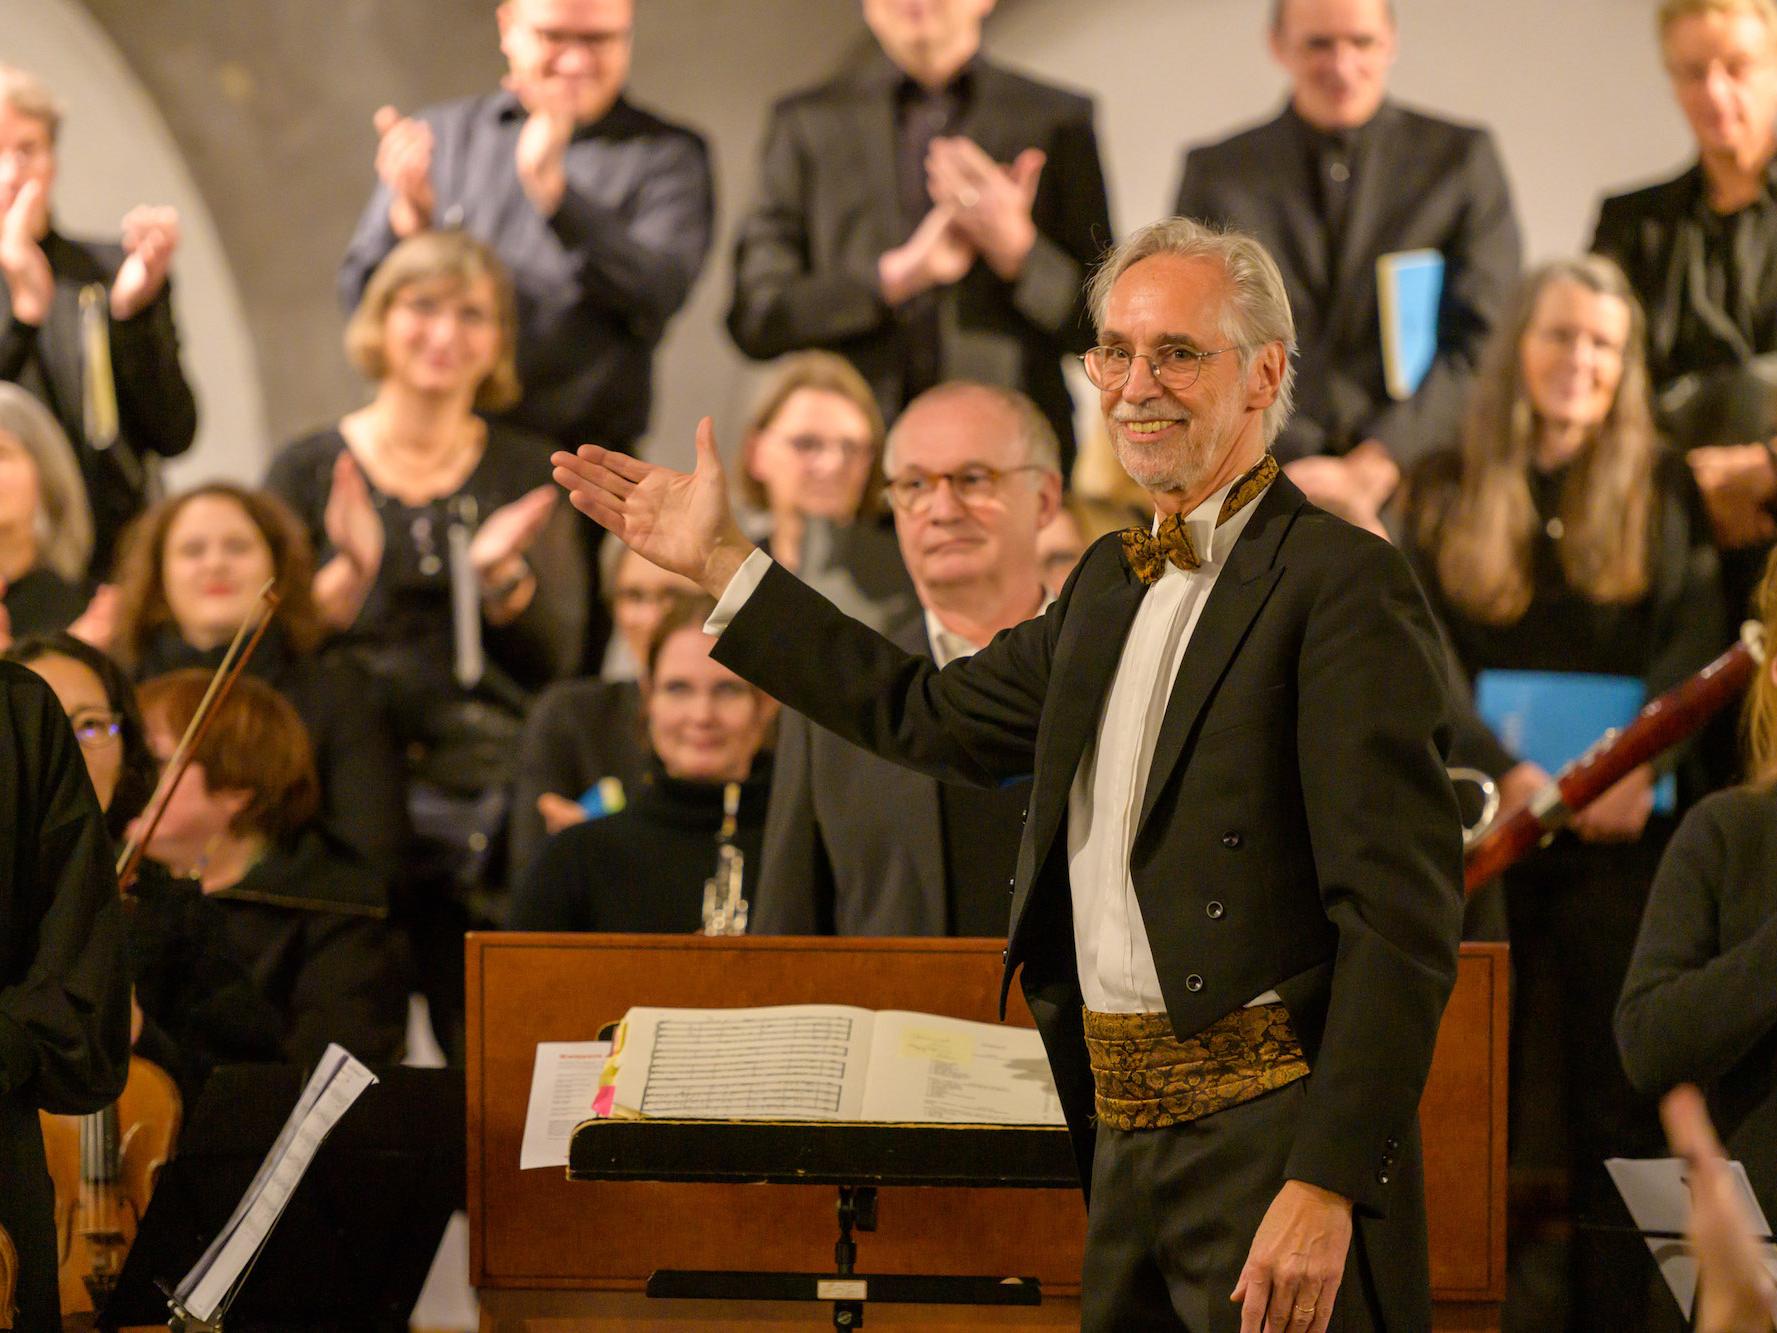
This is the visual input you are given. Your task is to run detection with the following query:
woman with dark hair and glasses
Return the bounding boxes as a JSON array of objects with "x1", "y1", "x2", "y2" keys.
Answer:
[
  {"x1": 6, "y1": 632, "x2": 281, "y2": 1105},
  {"x1": 1398, "y1": 255, "x2": 1725, "y2": 1330}
]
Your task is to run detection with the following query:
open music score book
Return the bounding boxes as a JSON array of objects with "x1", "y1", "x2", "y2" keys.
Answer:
[{"x1": 604, "y1": 1004, "x2": 1065, "y2": 1126}]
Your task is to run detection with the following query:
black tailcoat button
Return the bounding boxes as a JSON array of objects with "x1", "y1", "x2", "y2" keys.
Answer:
[
  {"x1": 1185, "y1": 974, "x2": 1204, "y2": 992},
  {"x1": 1221, "y1": 831, "x2": 1243, "y2": 849},
  {"x1": 1205, "y1": 901, "x2": 1225, "y2": 919}
]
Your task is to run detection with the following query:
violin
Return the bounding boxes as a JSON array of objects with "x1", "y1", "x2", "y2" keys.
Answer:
[
  {"x1": 39, "y1": 1055, "x2": 181, "y2": 1314},
  {"x1": 0, "y1": 1217, "x2": 16, "y2": 1329},
  {"x1": 1463, "y1": 626, "x2": 1765, "y2": 892}
]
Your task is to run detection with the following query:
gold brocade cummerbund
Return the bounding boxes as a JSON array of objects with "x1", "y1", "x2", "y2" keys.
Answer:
[{"x1": 1083, "y1": 1003, "x2": 1309, "y2": 1131}]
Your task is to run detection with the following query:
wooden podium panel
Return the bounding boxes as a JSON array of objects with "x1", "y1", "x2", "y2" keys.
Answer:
[{"x1": 467, "y1": 936, "x2": 1507, "y2": 1328}]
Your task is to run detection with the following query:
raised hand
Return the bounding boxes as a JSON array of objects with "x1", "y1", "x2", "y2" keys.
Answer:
[
  {"x1": 323, "y1": 449, "x2": 384, "y2": 582},
  {"x1": 551, "y1": 418, "x2": 756, "y2": 597},
  {"x1": 469, "y1": 484, "x2": 557, "y2": 584},
  {"x1": 927, "y1": 137, "x2": 1043, "y2": 280},
  {"x1": 373, "y1": 105, "x2": 436, "y2": 239},
  {"x1": 505, "y1": 75, "x2": 575, "y2": 216},
  {"x1": 110, "y1": 205, "x2": 180, "y2": 320},
  {"x1": 878, "y1": 203, "x2": 976, "y2": 306},
  {"x1": 0, "y1": 179, "x2": 52, "y2": 325},
  {"x1": 1232, "y1": 1179, "x2": 1352, "y2": 1333},
  {"x1": 1662, "y1": 1084, "x2": 1777, "y2": 1333}
]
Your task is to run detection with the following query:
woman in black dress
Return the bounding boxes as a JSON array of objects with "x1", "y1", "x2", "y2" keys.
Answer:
[
  {"x1": 265, "y1": 229, "x2": 583, "y2": 1054},
  {"x1": 1401, "y1": 254, "x2": 1725, "y2": 1330},
  {"x1": 1619, "y1": 552, "x2": 1777, "y2": 1227},
  {"x1": 510, "y1": 600, "x2": 774, "y2": 934}
]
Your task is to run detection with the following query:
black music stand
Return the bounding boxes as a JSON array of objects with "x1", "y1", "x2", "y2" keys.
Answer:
[
  {"x1": 568, "y1": 1118, "x2": 1077, "y2": 1330},
  {"x1": 102, "y1": 1064, "x2": 465, "y2": 1332}
]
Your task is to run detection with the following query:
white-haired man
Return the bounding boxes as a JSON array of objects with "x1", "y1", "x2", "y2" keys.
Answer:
[{"x1": 554, "y1": 217, "x2": 1462, "y2": 1332}]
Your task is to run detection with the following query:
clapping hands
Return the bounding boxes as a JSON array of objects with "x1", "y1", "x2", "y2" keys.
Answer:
[
  {"x1": 504, "y1": 75, "x2": 576, "y2": 216},
  {"x1": 374, "y1": 105, "x2": 436, "y2": 239},
  {"x1": 0, "y1": 179, "x2": 52, "y2": 325},
  {"x1": 110, "y1": 205, "x2": 180, "y2": 320}
]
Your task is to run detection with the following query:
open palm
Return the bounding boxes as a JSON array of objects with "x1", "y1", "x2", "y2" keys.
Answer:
[{"x1": 551, "y1": 418, "x2": 753, "y2": 595}]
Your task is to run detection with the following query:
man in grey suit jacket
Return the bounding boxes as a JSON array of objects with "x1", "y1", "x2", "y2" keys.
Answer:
[
  {"x1": 1173, "y1": 0, "x2": 1520, "y2": 534},
  {"x1": 753, "y1": 382, "x2": 1059, "y2": 938},
  {"x1": 726, "y1": 0, "x2": 1112, "y2": 474}
]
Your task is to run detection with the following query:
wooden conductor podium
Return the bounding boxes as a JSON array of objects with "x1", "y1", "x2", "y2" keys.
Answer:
[{"x1": 467, "y1": 935, "x2": 1507, "y2": 1331}]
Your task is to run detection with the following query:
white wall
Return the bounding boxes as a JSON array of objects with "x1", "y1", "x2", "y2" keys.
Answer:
[
  {"x1": 3, "y1": 0, "x2": 266, "y2": 486},
  {"x1": 2, "y1": 0, "x2": 1701, "y2": 477},
  {"x1": 988, "y1": 0, "x2": 1694, "y2": 263}
]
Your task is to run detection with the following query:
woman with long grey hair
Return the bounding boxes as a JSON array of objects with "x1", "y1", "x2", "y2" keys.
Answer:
[{"x1": 1401, "y1": 253, "x2": 1726, "y2": 1330}]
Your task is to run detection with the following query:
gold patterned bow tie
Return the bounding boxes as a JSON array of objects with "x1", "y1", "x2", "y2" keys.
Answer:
[{"x1": 1120, "y1": 453, "x2": 1279, "y2": 586}]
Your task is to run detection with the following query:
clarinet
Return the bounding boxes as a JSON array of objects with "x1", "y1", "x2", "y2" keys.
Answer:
[
  {"x1": 1463, "y1": 624, "x2": 1765, "y2": 894},
  {"x1": 700, "y1": 781, "x2": 749, "y2": 936}
]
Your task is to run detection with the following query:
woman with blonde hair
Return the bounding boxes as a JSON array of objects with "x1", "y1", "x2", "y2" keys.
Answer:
[
  {"x1": 0, "y1": 381, "x2": 97, "y2": 643},
  {"x1": 266, "y1": 229, "x2": 584, "y2": 1057},
  {"x1": 1401, "y1": 253, "x2": 1725, "y2": 1330},
  {"x1": 1619, "y1": 547, "x2": 1777, "y2": 1247}
]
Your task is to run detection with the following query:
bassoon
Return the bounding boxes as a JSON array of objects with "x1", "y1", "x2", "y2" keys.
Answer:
[{"x1": 1463, "y1": 625, "x2": 1766, "y2": 894}]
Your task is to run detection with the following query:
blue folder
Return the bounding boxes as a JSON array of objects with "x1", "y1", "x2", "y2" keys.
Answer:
[
  {"x1": 1474, "y1": 669, "x2": 1675, "y2": 814},
  {"x1": 1378, "y1": 249, "x2": 1445, "y2": 401}
]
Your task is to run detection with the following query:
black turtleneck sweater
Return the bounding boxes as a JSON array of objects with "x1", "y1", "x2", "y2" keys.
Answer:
[{"x1": 508, "y1": 760, "x2": 771, "y2": 933}]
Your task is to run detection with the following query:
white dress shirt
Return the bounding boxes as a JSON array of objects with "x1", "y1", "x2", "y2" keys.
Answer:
[
  {"x1": 707, "y1": 474, "x2": 1278, "y2": 1014},
  {"x1": 1067, "y1": 474, "x2": 1276, "y2": 1012}
]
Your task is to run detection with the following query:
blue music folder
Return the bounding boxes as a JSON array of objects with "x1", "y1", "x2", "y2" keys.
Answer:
[
  {"x1": 1378, "y1": 249, "x2": 1444, "y2": 401},
  {"x1": 1474, "y1": 669, "x2": 1675, "y2": 814}
]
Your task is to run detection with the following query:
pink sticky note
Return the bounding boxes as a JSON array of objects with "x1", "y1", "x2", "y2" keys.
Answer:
[{"x1": 592, "y1": 1085, "x2": 616, "y2": 1118}]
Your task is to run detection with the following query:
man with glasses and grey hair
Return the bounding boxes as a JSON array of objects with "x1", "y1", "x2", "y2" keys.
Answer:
[
  {"x1": 553, "y1": 215, "x2": 1461, "y2": 1333},
  {"x1": 752, "y1": 381, "x2": 1059, "y2": 939}
]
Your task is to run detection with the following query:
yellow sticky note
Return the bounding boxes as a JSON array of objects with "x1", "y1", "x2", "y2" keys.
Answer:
[{"x1": 898, "y1": 1027, "x2": 973, "y2": 1064}]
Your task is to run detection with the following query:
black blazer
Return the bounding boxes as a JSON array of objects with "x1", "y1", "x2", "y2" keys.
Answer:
[
  {"x1": 1174, "y1": 101, "x2": 1521, "y2": 465},
  {"x1": 0, "y1": 231, "x2": 198, "y2": 575},
  {"x1": 726, "y1": 53, "x2": 1112, "y2": 462},
  {"x1": 1590, "y1": 161, "x2": 1777, "y2": 394},
  {"x1": 715, "y1": 474, "x2": 1463, "y2": 1326}
]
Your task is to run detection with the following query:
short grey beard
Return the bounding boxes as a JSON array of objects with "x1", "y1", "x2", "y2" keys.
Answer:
[{"x1": 1111, "y1": 427, "x2": 1217, "y2": 496}]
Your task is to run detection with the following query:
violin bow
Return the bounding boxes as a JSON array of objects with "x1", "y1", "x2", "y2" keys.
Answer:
[{"x1": 115, "y1": 580, "x2": 281, "y2": 892}]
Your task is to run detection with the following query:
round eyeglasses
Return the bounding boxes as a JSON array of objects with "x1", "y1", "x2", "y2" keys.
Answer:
[
  {"x1": 1080, "y1": 344, "x2": 1242, "y2": 393},
  {"x1": 882, "y1": 465, "x2": 1046, "y2": 514}
]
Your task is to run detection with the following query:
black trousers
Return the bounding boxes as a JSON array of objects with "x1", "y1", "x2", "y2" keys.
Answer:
[{"x1": 1081, "y1": 1080, "x2": 1382, "y2": 1333}]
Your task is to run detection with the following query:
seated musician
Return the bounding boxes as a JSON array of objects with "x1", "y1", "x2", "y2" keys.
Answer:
[
  {"x1": 508, "y1": 599, "x2": 774, "y2": 934},
  {"x1": 1618, "y1": 547, "x2": 1777, "y2": 1228},
  {"x1": 134, "y1": 670, "x2": 406, "y2": 1067},
  {"x1": 6, "y1": 633, "x2": 281, "y2": 1104},
  {"x1": 1399, "y1": 254, "x2": 1725, "y2": 1327}
]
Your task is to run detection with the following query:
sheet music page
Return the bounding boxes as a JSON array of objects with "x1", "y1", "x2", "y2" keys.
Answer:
[
  {"x1": 857, "y1": 1012, "x2": 1064, "y2": 1125},
  {"x1": 1607, "y1": 1155, "x2": 1777, "y2": 1317},
  {"x1": 610, "y1": 1004, "x2": 874, "y2": 1120},
  {"x1": 177, "y1": 1046, "x2": 378, "y2": 1320},
  {"x1": 520, "y1": 1041, "x2": 613, "y2": 1169}
]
